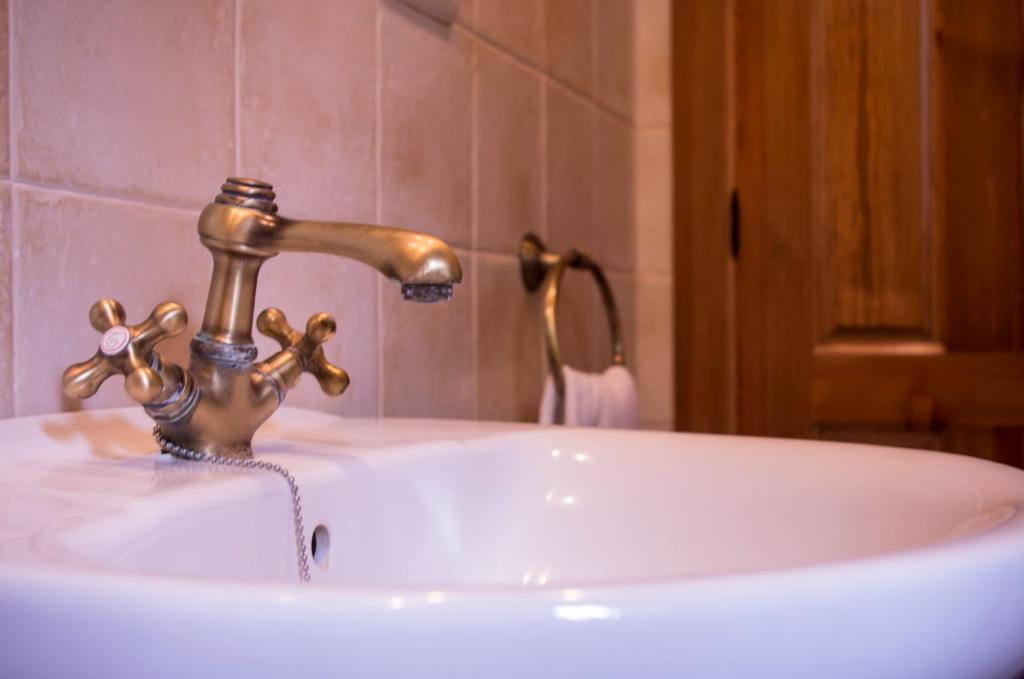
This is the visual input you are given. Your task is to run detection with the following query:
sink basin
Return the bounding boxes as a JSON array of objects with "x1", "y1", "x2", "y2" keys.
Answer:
[{"x1": 2, "y1": 408, "x2": 1024, "y2": 678}]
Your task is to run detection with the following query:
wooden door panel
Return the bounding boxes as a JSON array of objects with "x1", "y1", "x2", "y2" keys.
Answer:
[
  {"x1": 933, "y1": 0, "x2": 1024, "y2": 352},
  {"x1": 726, "y1": 0, "x2": 1024, "y2": 462},
  {"x1": 672, "y1": 0, "x2": 733, "y2": 433},
  {"x1": 943, "y1": 425, "x2": 1024, "y2": 467},
  {"x1": 734, "y1": 0, "x2": 814, "y2": 437},
  {"x1": 815, "y1": 425, "x2": 941, "y2": 451},
  {"x1": 816, "y1": 0, "x2": 931, "y2": 342},
  {"x1": 813, "y1": 353, "x2": 1024, "y2": 427},
  {"x1": 676, "y1": 0, "x2": 1024, "y2": 463}
]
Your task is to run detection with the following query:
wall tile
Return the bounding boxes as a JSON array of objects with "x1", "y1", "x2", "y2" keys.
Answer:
[
  {"x1": 381, "y1": 0, "x2": 472, "y2": 247},
  {"x1": 0, "y1": 183, "x2": 10, "y2": 417},
  {"x1": 254, "y1": 256, "x2": 378, "y2": 418},
  {"x1": 633, "y1": 0, "x2": 674, "y2": 430},
  {"x1": 381, "y1": 252, "x2": 474, "y2": 418},
  {"x1": 476, "y1": 255, "x2": 542, "y2": 421},
  {"x1": 634, "y1": 0, "x2": 673, "y2": 126},
  {"x1": 14, "y1": 187, "x2": 210, "y2": 416},
  {"x1": 239, "y1": 0, "x2": 376, "y2": 223},
  {"x1": 546, "y1": 0, "x2": 593, "y2": 94},
  {"x1": 474, "y1": 0, "x2": 544, "y2": 66},
  {"x1": 635, "y1": 127, "x2": 672, "y2": 274},
  {"x1": 0, "y1": 0, "x2": 8, "y2": 179},
  {"x1": 13, "y1": 0, "x2": 234, "y2": 207},
  {"x1": 547, "y1": 101, "x2": 636, "y2": 301},
  {"x1": 636, "y1": 274, "x2": 673, "y2": 426},
  {"x1": 594, "y1": 111, "x2": 635, "y2": 271},
  {"x1": 594, "y1": 0, "x2": 634, "y2": 118},
  {"x1": 476, "y1": 45, "x2": 542, "y2": 253},
  {"x1": 545, "y1": 84, "x2": 594, "y2": 258}
]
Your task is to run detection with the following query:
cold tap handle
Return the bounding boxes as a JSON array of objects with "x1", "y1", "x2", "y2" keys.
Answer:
[{"x1": 256, "y1": 307, "x2": 349, "y2": 396}]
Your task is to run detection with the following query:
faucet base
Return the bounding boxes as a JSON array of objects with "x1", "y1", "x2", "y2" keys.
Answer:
[{"x1": 142, "y1": 339, "x2": 282, "y2": 459}]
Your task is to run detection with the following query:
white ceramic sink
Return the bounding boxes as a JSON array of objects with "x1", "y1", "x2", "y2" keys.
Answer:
[{"x1": 2, "y1": 408, "x2": 1024, "y2": 678}]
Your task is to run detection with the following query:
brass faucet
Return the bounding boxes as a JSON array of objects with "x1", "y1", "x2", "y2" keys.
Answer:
[{"x1": 62, "y1": 178, "x2": 462, "y2": 458}]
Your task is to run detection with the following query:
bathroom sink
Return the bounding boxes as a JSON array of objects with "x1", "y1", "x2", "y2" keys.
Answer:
[{"x1": 1, "y1": 408, "x2": 1024, "y2": 678}]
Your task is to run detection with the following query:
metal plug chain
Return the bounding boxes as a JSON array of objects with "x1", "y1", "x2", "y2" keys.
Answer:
[{"x1": 152, "y1": 426, "x2": 311, "y2": 583}]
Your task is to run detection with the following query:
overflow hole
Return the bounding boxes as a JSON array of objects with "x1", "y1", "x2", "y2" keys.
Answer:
[{"x1": 311, "y1": 524, "x2": 330, "y2": 567}]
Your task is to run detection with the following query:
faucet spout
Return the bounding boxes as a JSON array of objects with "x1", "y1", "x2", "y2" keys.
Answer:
[
  {"x1": 196, "y1": 178, "x2": 462, "y2": 344},
  {"x1": 199, "y1": 177, "x2": 461, "y2": 287},
  {"x1": 270, "y1": 216, "x2": 463, "y2": 288}
]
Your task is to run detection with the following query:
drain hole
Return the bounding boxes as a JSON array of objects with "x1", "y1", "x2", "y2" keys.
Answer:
[{"x1": 311, "y1": 525, "x2": 330, "y2": 567}]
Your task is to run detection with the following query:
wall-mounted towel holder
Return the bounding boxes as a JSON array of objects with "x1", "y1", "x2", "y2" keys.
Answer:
[{"x1": 519, "y1": 233, "x2": 625, "y2": 422}]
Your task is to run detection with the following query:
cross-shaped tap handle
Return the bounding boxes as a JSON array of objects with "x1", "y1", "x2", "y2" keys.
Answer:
[
  {"x1": 256, "y1": 307, "x2": 349, "y2": 396},
  {"x1": 62, "y1": 299, "x2": 188, "y2": 404}
]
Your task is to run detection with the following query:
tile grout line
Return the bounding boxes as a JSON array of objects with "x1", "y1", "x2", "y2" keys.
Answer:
[
  {"x1": 469, "y1": 36, "x2": 479, "y2": 421},
  {"x1": 536, "y1": 0, "x2": 549, "y2": 396},
  {"x1": 7, "y1": 185, "x2": 16, "y2": 417},
  {"x1": 374, "y1": 0, "x2": 384, "y2": 419},
  {"x1": 589, "y1": 0, "x2": 599, "y2": 110},
  {"x1": 233, "y1": 0, "x2": 242, "y2": 176},
  {"x1": 3, "y1": 179, "x2": 201, "y2": 215},
  {"x1": 632, "y1": 118, "x2": 641, "y2": 276},
  {"x1": 470, "y1": 40, "x2": 479, "y2": 252},
  {"x1": 7, "y1": 0, "x2": 15, "y2": 181},
  {"x1": 536, "y1": 0, "x2": 552, "y2": 244},
  {"x1": 627, "y1": 0, "x2": 644, "y2": 385},
  {"x1": 469, "y1": 251, "x2": 479, "y2": 420},
  {"x1": 539, "y1": 61, "x2": 548, "y2": 243},
  {"x1": 7, "y1": 0, "x2": 16, "y2": 416},
  {"x1": 629, "y1": 0, "x2": 639, "y2": 139},
  {"x1": 627, "y1": 9, "x2": 643, "y2": 412},
  {"x1": 454, "y1": 23, "x2": 634, "y2": 128}
]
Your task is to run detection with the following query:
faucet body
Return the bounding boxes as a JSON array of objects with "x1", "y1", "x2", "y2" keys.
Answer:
[{"x1": 63, "y1": 178, "x2": 462, "y2": 458}]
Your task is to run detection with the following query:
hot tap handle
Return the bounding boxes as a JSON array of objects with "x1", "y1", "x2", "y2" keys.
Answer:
[
  {"x1": 62, "y1": 299, "x2": 188, "y2": 404},
  {"x1": 256, "y1": 307, "x2": 349, "y2": 396}
]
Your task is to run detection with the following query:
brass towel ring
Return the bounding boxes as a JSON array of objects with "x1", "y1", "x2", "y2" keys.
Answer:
[{"x1": 519, "y1": 234, "x2": 625, "y2": 422}]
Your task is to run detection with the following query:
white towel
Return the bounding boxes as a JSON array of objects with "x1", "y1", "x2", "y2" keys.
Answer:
[{"x1": 539, "y1": 365, "x2": 640, "y2": 428}]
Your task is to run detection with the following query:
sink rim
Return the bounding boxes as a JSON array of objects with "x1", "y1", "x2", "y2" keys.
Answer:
[{"x1": 3, "y1": 407, "x2": 1024, "y2": 599}]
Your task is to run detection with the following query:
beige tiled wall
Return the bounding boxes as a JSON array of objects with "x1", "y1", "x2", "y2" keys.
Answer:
[
  {"x1": 633, "y1": 0, "x2": 674, "y2": 430},
  {"x1": 0, "y1": 0, "x2": 673, "y2": 427}
]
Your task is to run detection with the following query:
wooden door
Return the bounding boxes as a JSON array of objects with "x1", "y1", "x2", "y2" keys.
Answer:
[{"x1": 674, "y1": 0, "x2": 1024, "y2": 466}]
